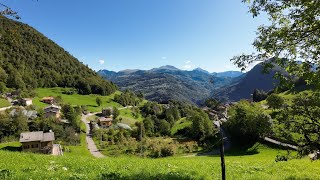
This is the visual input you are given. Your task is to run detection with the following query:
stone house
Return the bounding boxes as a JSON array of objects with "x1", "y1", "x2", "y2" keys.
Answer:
[
  {"x1": 44, "y1": 105, "x2": 61, "y2": 119},
  {"x1": 41, "y1": 97, "x2": 55, "y2": 104},
  {"x1": 19, "y1": 131, "x2": 55, "y2": 153},
  {"x1": 98, "y1": 117, "x2": 113, "y2": 128}
]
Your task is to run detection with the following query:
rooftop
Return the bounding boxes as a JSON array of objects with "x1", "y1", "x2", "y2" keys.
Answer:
[
  {"x1": 19, "y1": 131, "x2": 55, "y2": 143},
  {"x1": 44, "y1": 104, "x2": 61, "y2": 110},
  {"x1": 98, "y1": 117, "x2": 112, "y2": 122}
]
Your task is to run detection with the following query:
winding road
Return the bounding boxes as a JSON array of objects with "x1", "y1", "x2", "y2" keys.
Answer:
[{"x1": 81, "y1": 113, "x2": 105, "y2": 158}]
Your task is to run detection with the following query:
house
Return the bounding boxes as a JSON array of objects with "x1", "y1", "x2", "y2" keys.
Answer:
[
  {"x1": 41, "y1": 97, "x2": 55, "y2": 104},
  {"x1": 19, "y1": 131, "x2": 55, "y2": 153},
  {"x1": 98, "y1": 117, "x2": 113, "y2": 128},
  {"x1": 102, "y1": 107, "x2": 112, "y2": 116},
  {"x1": 44, "y1": 105, "x2": 61, "y2": 119},
  {"x1": 20, "y1": 98, "x2": 33, "y2": 106}
]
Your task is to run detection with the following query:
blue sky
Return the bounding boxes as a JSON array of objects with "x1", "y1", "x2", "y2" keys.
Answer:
[{"x1": 4, "y1": 0, "x2": 268, "y2": 72}]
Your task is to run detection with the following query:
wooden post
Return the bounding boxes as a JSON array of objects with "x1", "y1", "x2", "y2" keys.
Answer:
[{"x1": 220, "y1": 126, "x2": 226, "y2": 180}]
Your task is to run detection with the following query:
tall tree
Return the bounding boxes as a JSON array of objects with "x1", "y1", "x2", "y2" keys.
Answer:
[
  {"x1": 276, "y1": 92, "x2": 320, "y2": 155},
  {"x1": 96, "y1": 97, "x2": 102, "y2": 107},
  {"x1": 232, "y1": 0, "x2": 320, "y2": 89}
]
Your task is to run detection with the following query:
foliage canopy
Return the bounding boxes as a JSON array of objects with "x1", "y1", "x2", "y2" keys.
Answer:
[{"x1": 232, "y1": 0, "x2": 320, "y2": 88}]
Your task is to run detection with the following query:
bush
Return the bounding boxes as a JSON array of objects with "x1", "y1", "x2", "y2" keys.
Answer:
[
  {"x1": 266, "y1": 94, "x2": 285, "y2": 109},
  {"x1": 161, "y1": 144, "x2": 176, "y2": 157}
]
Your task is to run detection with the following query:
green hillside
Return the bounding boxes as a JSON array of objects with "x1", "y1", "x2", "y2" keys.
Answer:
[
  {"x1": 0, "y1": 142, "x2": 319, "y2": 179},
  {"x1": 33, "y1": 88, "x2": 122, "y2": 112},
  {"x1": 0, "y1": 16, "x2": 116, "y2": 95}
]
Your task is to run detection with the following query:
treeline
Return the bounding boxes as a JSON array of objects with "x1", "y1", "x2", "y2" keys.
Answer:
[
  {"x1": 0, "y1": 16, "x2": 117, "y2": 95},
  {"x1": 113, "y1": 90, "x2": 143, "y2": 106},
  {"x1": 138, "y1": 100, "x2": 215, "y2": 143}
]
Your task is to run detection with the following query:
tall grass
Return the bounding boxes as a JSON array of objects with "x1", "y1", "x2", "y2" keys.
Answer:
[{"x1": 0, "y1": 142, "x2": 319, "y2": 179}]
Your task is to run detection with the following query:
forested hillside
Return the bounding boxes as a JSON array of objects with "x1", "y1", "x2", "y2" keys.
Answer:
[
  {"x1": 0, "y1": 16, "x2": 117, "y2": 95},
  {"x1": 212, "y1": 62, "x2": 287, "y2": 102}
]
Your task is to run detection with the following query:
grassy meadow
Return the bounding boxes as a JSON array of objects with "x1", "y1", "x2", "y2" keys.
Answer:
[
  {"x1": 33, "y1": 87, "x2": 123, "y2": 112},
  {"x1": 0, "y1": 98, "x2": 10, "y2": 108},
  {"x1": 0, "y1": 141, "x2": 319, "y2": 179}
]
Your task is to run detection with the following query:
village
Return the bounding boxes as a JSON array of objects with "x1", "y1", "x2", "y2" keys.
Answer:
[{"x1": 0, "y1": 91, "x2": 131, "y2": 157}]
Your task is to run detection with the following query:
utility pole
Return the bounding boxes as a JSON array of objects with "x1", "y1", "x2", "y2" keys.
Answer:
[{"x1": 220, "y1": 125, "x2": 226, "y2": 180}]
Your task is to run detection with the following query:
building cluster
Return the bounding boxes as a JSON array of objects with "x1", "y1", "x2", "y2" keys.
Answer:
[{"x1": 5, "y1": 95, "x2": 63, "y2": 155}]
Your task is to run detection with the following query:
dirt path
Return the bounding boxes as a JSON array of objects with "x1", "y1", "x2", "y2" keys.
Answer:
[
  {"x1": 118, "y1": 106, "x2": 133, "y2": 110},
  {"x1": 0, "y1": 106, "x2": 12, "y2": 112},
  {"x1": 264, "y1": 137, "x2": 298, "y2": 150},
  {"x1": 81, "y1": 113, "x2": 105, "y2": 158}
]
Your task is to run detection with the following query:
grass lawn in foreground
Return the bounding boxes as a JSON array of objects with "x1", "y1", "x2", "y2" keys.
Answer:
[
  {"x1": 0, "y1": 142, "x2": 319, "y2": 179},
  {"x1": 33, "y1": 87, "x2": 122, "y2": 112}
]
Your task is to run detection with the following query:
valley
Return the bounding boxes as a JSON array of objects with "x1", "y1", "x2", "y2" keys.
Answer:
[{"x1": 1, "y1": 1, "x2": 320, "y2": 179}]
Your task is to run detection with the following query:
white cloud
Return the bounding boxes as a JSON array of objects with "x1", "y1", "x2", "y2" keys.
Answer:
[
  {"x1": 182, "y1": 64, "x2": 192, "y2": 69},
  {"x1": 181, "y1": 60, "x2": 193, "y2": 70},
  {"x1": 98, "y1": 60, "x2": 105, "y2": 65}
]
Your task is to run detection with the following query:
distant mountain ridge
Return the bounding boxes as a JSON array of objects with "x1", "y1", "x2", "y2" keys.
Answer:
[
  {"x1": 212, "y1": 62, "x2": 287, "y2": 102},
  {"x1": 98, "y1": 66, "x2": 239, "y2": 104},
  {"x1": 99, "y1": 63, "x2": 286, "y2": 104},
  {"x1": 213, "y1": 71, "x2": 244, "y2": 78}
]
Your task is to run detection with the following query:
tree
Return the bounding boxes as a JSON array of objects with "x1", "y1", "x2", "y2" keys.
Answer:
[
  {"x1": 143, "y1": 116, "x2": 154, "y2": 136},
  {"x1": 0, "y1": 2, "x2": 20, "y2": 19},
  {"x1": 266, "y1": 94, "x2": 285, "y2": 110},
  {"x1": 225, "y1": 100, "x2": 272, "y2": 146},
  {"x1": 276, "y1": 93, "x2": 320, "y2": 155},
  {"x1": 159, "y1": 120, "x2": 171, "y2": 136},
  {"x1": 96, "y1": 97, "x2": 102, "y2": 107},
  {"x1": 189, "y1": 110, "x2": 215, "y2": 142},
  {"x1": 62, "y1": 104, "x2": 79, "y2": 129},
  {"x1": 0, "y1": 67, "x2": 8, "y2": 83},
  {"x1": 252, "y1": 89, "x2": 268, "y2": 102},
  {"x1": 112, "y1": 107, "x2": 120, "y2": 119},
  {"x1": 232, "y1": 0, "x2": 320, "y2": 89}
]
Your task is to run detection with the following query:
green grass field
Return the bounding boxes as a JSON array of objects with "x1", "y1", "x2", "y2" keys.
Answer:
[
  {"x1": 118, "y1": 108, "x2": 144, "y2": 125},
  {"x1": 0, "y1": 142, "x2": 319, "y2": 179},
  {"x1": 33, "y1": 88, "x2": 123, "y2": 112},
  {"x1": 0, "y1": 98, "x2": 10, "y2": 108}
]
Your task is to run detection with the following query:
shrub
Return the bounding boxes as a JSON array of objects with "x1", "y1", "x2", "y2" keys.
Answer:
[
  {"x1": 161, "y1": 144, "x2": 176, "y2": 157},
  {"x1": 266, "y1": 94, "x2": 285, "y2": 109}
]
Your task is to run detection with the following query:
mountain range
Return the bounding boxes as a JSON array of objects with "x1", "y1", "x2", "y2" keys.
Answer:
[
  {"x1": 99, "y1": 63, "x2": 286, "y2": 104},
  {"x1": 98, "y1": 66, "x2": 242, "y2": 104}
]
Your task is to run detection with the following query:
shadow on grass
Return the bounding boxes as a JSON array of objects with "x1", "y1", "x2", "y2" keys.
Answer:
[
  {"x1": 195, "y1": 143, "x2": 261, "y2": 157},
  {"x1": 87, "y1": 105, "x2": 99, "y2": 108},
  {"x1": 98, "y1": 171, "x2": 200, "y2": 180},
  {"x1": 0, "y1": 146, "x2": 21, "y2": 152}
]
